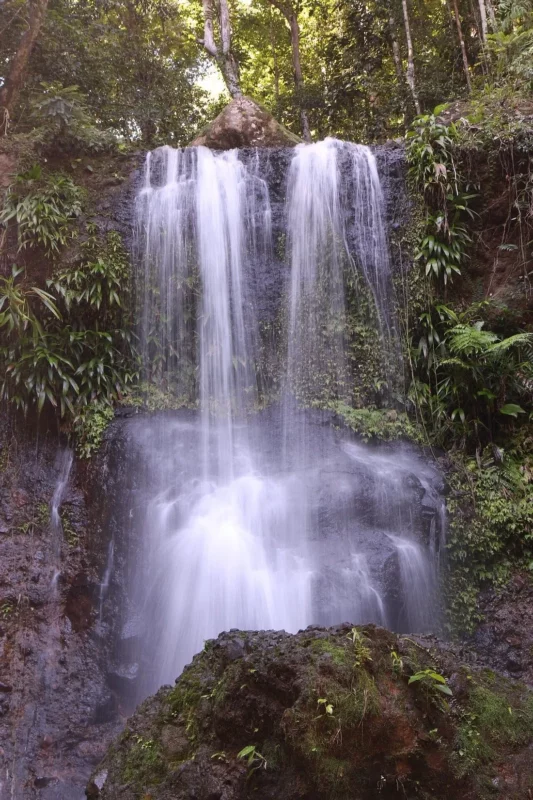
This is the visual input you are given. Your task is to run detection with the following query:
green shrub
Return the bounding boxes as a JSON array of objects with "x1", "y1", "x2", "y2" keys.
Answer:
[
  {"x1": 0, "y1": 164, "x2": 83, "y2": 254},
  {"x1": 0, "y1": 228, "x2": 138, "y2": 446},
  {"x1": 446, "y1": 446, "x2": 533, "y2": 632}
]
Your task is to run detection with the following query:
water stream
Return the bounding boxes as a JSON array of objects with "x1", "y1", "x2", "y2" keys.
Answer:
[
  {"x1": 49, "y1": 448, "x2": 73, "y2": 598},
  {"x1": 130, "y1": 140, "x2": 445, "y2": 697}
]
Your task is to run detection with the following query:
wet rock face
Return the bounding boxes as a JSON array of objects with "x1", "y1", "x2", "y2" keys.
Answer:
[
  {"x1": 88, "y1": 625, "x2": 533, "y2": 800},
  {"x1": 473, "y1": 572, "x2": 533, "y2": 685},
  {"x1": 0, "y1": 412, "x2": 134, "y2": 799},
  {"x1": 190, "y1": 96, "x2": 302, "y2": 149}
]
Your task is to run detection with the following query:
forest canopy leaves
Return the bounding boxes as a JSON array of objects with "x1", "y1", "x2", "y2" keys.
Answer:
[{"x1": 1, "y1": 0, "x2": 532, "y2": 144}]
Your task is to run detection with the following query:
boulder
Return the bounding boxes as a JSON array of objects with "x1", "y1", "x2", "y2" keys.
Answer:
[
  {"x1": 87, "y1": 625, "x2": 533, "y2": 799},
  {"x1": 190, "y1": 95, "x2": 302, "y2": 149}
]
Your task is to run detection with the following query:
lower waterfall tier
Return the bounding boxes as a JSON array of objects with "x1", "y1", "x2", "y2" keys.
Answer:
[{"x1": 115, "y1": 407, "x2": 445, "y2": 701}]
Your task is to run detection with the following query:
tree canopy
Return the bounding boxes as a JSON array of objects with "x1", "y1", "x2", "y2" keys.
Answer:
[{"x1": 0, "y1": 0, "x2": 532, "y2": 143}]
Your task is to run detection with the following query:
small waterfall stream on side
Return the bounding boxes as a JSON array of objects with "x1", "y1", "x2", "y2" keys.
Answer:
[
  {"x1": 49, "y1": 447, "x2": 73, "y2": 598},
  {"x1": 129, "y1": 140, "x2": 446, "y2": 698}
]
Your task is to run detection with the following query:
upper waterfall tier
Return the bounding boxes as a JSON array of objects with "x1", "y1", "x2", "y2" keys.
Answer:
[{"x1": 134, "y1": 139, "x2": 403, "y2": 410}]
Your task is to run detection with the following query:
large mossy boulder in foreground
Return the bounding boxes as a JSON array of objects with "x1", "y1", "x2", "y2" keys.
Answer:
[
  {"x1": 87, "y1": 625, "x2": 533, "y2": 800},
  {"x1": 190, "y1": 95, "x2": 302, "y2": 149}
]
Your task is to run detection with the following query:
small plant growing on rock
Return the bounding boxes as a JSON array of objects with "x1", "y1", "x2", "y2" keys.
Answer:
[
  {"x1": 237, "y1": 744, "x2": 267, "y2": 774},
  {"x1": 316, "y1": 698, "x2": 334, "y2": 717},
  {"x1": 390, "y1": 650, "x2": 404, "y2": 675},
  {"x1": 409, "y1": 668, "x2": 453, "y2": 697},
  {"x1": 347, "y1": 627, "x2": 372, "y2": 667}
]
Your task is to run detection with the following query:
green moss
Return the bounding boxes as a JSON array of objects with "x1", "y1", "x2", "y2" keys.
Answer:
[
  {"x1": 308, "y1": 638, "x2": 348, "y2": 666},
  {"x1": 61, "y1": 509, "x2": 79, "y2": 546},
  {"x1": 122, "y1": 381, "x2": 195, "y2": 413},
  {"x1": 334, "y1": 403, "x2": 424, "y2": 443},
  {"x1": 328, "y1": 669, "x2": 381, "y2": 726},
  {"x1": 75, "y1": 401, "x2": 115, "y2": 459},
  {"x1": 313, "y1": 755, "x2": 351, "y2": 794},
  {"x1": 454, "y1": 674, "x2": 533, "y2": 779},
  {"x1": 122, "y1": 734, "x2": 166, "y2": 788},
  {"x1": 166, "y1": 673, "x2": 206, "y2": 745},
  {"x1": 0, "y1": 445, "x2": 9, "y2": 472}
]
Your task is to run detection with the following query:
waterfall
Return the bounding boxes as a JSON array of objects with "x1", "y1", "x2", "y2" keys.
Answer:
[
  {"x1": 49, "y1": 447, "x2": 73, "y2": 598},
  {"x1": 285, "y1": 138, "x2": 396, "y2": 411},
  {"x1": 131, "y1": 142, "x2": 444, "y2": 697},
  {"x1": 133, "y1": 146, "x2": 314, "y2": 691}
]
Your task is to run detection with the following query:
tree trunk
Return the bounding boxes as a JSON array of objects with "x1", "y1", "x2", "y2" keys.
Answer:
[
  {"x1": 288, "y1": 11, "x2": 311, "y2": 142},
  {"x1": 269, "y1": 12, "x2": 281, "y2": 118},
  {"x1": 218, "y1": 0, "x2": 242, "y2": 97},
  {"x1": 476, "y1": 0, "x2": 492, "y2": 69},
  {"x1": 485, "y1": 0, "x2": 496, "y2": 29},
  {"x1": 478, "y1": 0, "x2": 489, "y2": 40},
  {"x1": 200, "y1": 0, "x2": 241, "y2": 98},
  {"x1": 389, "y1": 15, "x2": 404, "y2": 82},
  {"x1": 401, "y1": 0, "x2": 421, "y2": 115},
  {"x1": 267, "y1": 0, "x2": 311, "y2": 142},
  {"x1": 451, "y1": 0, "x2": 472, "y2": 90},
  {"x1": 0, "y1": 0, "x2": 49, "y2": 129}
]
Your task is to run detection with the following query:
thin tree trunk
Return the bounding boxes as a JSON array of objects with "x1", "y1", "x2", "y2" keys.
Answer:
[
  {"x1": 0, "y1": 0, "x2": 49, "y2": 128},
  {"x1": 389, "y1": 15, "x2": 404, "y2": 81},
  {"x1": 288, "y1": 11, "x2": 311, "y2": 142},
  {"x1": 200, "y1": 0, "x2": 241, "y2": 98},
  {"x1": 401, "y1": 0, "x2": 421, "y2": 114},
  {"x1": 485, "y1": 0, "x2": 496, "y2": 29},
  {"x1": 478, "y1": 0, "x2": 489, "y2": 40},
  {"x1": 269, "y1": 12, "x2": 281, "y2": 118},
  {"x1": 267, "y1": 0, "x2": 311, "y2": 142},
  {"x1": 476, "y1": 0, "x2": 493, "y2": 69},
  {"x1": 451, "y1": 0, "x2": 472, "y2": 90},
  {"x1": 218, "y1": 0, "x2": 241, "y2": 97}
]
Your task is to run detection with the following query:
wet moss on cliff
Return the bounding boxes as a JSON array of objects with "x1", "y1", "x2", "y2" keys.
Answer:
[{"x1": 88, "y1": 625, "x2": 533, "y2": 800}]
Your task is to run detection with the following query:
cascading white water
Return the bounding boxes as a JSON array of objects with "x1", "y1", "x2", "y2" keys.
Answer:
[
  {"x1": 49, "y1": 447, "x2": 73, "y2": 598},
  {"x1": 132, "y1": 141, "x2": 445, "y2": 696},
  {"x1": 134, "y1": 146, "x2": 314, "y2": 689},
  {"x1": 285, "y1": 138, "x2": 395, "y2": 411}
]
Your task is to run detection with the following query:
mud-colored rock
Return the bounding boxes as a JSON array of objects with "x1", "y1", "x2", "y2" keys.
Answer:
[
  {"x1": 190, "y1": 96, "x2": 302, "y2": 149},
  {"x1": 474, "y1": 571, "x2": 533, "y2": 686},
  {"x1": 88, "y1": 625, "x2": 533, "y2": 800}
]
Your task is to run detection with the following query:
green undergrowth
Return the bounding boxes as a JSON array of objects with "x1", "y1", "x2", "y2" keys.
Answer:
[
  {"x1": 333, "y1": 402, "x2": 424, "y2": 443},
  {"x1": 121, "y1": 381, "x2": 195, "y2": 413},
  {"x1": 121, "y1": 733, "x2": 166, "y2": 788},
  {"x1": 454, "y1": 670, "x2": 533, "y2": 782},
  {"x1": 445, "y1": 435, "x2": 533, "y2": 633}
]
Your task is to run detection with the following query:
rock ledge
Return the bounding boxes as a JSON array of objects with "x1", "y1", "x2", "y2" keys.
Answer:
[
  {"x1": 88, "y1": 625, "x2": 533, "y2": 799},
  {"x1": 190, "y1": 95, "x2": 302, "y2": 149}
]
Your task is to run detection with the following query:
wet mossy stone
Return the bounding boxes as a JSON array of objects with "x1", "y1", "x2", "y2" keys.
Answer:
[
  {"x1": 190, "y1": 96, "x2": 302, "y2": 149},
  {"x1": 87, "y1": 625, "x2": 533, "y2": 800}
]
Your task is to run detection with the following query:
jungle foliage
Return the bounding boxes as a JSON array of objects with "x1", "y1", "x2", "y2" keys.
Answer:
[
  {"x1": 1, "y1": 0, "x2": 533, "y2": 145},
  {"x1": 405, "y1": 111, "x2": 533, "y2": 452},
  {"x1": 0, "y1": 174, "x2": 137, "y2": 453}
]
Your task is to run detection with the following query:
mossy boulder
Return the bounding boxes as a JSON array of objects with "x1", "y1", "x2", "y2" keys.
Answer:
[
  {"x1": 87, "y1": 625, "x2": 533, "y2": 799},
  {"x1": 190, "y1": 95, "x2": 302, "y2": 149}
]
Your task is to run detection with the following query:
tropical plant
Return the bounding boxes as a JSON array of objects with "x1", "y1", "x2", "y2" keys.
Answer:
[
  {"x1": 446, "y1": 444, "x2": 533, "y2": 631},
  {"x1": 410, "y1": 300, "x2": 533, "y2": 446},
  {"x1": 407, "y1": 111, "x2": 476, "y2": 286},
  {"x1": 30, "y1": 82, "x2": 118, "y2": 151},
  {"x1": 488, "y1": 0, "x2": 533, "y2": 85},
  {"x1": 237, "y1": 744, "x2": 268, "y2": 772},
  {"x1": 0, "y1": 165, "x2": 83, "y2": 254},
  {"x1": 0, "y1": 231, "x2": 137, "y2": 438},
  {"x1": 409, "y1": 668, "x2": 453, "y2": 696}
]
